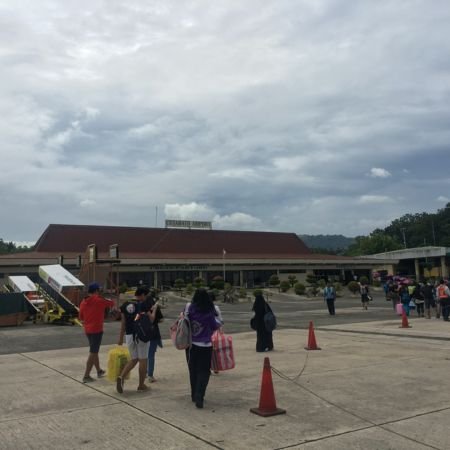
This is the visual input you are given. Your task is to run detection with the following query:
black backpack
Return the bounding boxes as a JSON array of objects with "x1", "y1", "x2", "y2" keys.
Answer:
[{"x1": 133, "y1": 313, "x2": 154, "y2": 343}]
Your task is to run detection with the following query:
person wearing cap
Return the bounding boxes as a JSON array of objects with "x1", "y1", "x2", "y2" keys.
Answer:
[{"x1": 79, "y1": 282, "x2": 115, "y2": 383}]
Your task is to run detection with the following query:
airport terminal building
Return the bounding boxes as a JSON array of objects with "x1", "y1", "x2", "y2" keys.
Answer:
[{"x1": 0, "y1": 224, "x2": 391, "y2": 290}]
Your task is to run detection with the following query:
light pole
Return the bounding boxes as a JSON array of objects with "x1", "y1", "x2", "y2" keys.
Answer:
[{"x1": 401, "y1": 228, "x2": 407, "y2": 249}]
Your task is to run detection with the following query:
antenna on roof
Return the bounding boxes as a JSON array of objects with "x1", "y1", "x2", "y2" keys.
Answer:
[{"x1": 155, "y1": 206, "x2": 158, "y2": 228}]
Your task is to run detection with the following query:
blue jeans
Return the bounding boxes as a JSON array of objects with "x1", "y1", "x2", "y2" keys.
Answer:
[
  {"x1": 402, "y1": 303, "x2": 410, "y2": 316},
  {"x1": 147, "y1": 339, "x2": 162, "y2": 377}
]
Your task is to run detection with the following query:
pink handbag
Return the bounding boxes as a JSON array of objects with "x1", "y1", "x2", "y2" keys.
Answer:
[
  {"x1": 396, "y1": 303, "x2": 403, "y2": 315},
  {"x1": 211, "y1": 330, "x2": 235, "y2": 371}
]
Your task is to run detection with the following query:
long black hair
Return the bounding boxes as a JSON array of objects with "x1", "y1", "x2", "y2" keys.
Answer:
[{"x1": 192, "y1": 288, "x2": 215, "y2": 313}]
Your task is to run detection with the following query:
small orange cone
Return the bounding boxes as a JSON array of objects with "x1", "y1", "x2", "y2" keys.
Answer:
[
  {"x1": 250, "y1": 357, "x2": 286, "y2": 417},
  {"x1": 305, "y1": 321, "x2": 321, "y2": 350},
  {"x1": 400, "y1": 309, "x2": 412, "y2": 328}
]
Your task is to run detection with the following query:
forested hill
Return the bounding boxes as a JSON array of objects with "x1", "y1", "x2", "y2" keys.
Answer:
[
  {"x1": 345, "y1": 203, "x2": 450, "y2": 256},
  {"x1": 299, "y1": 234, "x2": 355, "y2": 253}
]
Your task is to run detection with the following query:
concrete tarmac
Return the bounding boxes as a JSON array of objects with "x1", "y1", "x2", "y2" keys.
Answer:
[{"x1": 1, "y1": 316, "x2": 450, "y2": 449}]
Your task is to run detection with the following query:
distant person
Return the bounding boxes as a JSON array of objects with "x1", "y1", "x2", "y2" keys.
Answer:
[
  {"x1": 185, "y1": 289, "x2": 220, "y2": 409},
  {"x1": 360, "y1": 282, "x2": 370, "y2": 310},
  {"x1": 412, "y1": 283, "x2": 425, "y2": 317},
  {"x1": 116, "y1": 287, "x2": 157, "y2": 393},
  {"x1": 146, "y1": 290, "x2": 163, "y2": 383},
  {"x1": 323, "y1": 281, "x2": 336, "y2": 315},
  {"x1": 79, "y1": 282, "x2": 115, "y2": 383},
  {"x1": 421, "y1": 281, "x2": 436, "y2": 319},
  {"x1": 387, "y1": 284, "x2": 399, "y2": 311},
  {"x1": 399, "y1": 284, "x2": 411, "y2": 316},
  {"x1": 252, "y1": 294, "x2": 274, "y2": 352},
  {"x1": 436, "y1": 279, "x2": 450, "y2": 321}
]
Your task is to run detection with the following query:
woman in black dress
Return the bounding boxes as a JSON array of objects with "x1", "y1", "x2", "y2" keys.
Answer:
[{"x1": 252, "y1": 294, "x2": 274, "y2": 352}]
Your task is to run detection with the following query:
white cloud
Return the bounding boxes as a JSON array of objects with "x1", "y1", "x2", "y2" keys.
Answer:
[
  {"x1": 369, "y1": 167, "x2": 391, "y2": 178},
  {"x1": 80, "y1": 199, "x2": 97, "y2": 208},
  {"x1": 358, "y1": 195, "x2": 393, "y2": 204},
  {"x1": 164, "y1": 202, "x2": 215, "y2": 220},
  {"x1": 437, "y1": 196, "x2": 449, "y2": 202},
  {"x1": 1, "y1": 1, "x2": 450, "y2": 240},
  {"x1": 213, "y1": 212, "x2": 262, "y2": 230}
]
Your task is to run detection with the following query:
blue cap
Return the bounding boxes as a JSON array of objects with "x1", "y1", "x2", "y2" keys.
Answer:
[{"x1": 88, "y1": 282, "x2": 101, "y2": 293}]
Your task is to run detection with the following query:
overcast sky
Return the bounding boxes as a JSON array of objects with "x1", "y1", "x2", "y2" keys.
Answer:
[{"x1": 1, "y1": 1, "x2": 450, "y2": 243}]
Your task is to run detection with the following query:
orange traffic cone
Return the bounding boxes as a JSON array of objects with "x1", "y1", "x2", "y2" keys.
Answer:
[
  {"x1": 250, "y1": 357, "x2": 286, "y2": 417},
  {"x1": 305, "y1": 321, "x2": 321, "y2": 350},
  {"x1": 399, "y1": 309, "x2": 412, "y2": 328}
]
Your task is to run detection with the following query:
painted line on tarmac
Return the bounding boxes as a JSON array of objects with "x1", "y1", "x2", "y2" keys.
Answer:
[
  {"x1": 20, "y1": 353, "x2": 224, "y2": 450},
  {"x1": 317, "y1": 328, "x2": 450, "y2": 342}
]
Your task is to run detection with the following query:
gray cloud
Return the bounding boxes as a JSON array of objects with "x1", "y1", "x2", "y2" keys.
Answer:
[{"x1": 1, "y1": 0, "x2": 450, "y2": 241}]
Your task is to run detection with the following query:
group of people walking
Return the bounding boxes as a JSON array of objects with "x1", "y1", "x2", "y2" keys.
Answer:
[
  {"x1": 385, "y1": 278, "x2": 450, "y2": 319},
  {"x1": 79, "y1": 284, "x2": 232, "y2": 409}
]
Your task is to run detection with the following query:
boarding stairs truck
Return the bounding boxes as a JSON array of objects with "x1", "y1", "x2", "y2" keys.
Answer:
[
  {"x1": 6, "y1": 275, "x2": 45, "y2": 321},
  {"x1": 37, "y1": 264, "x2": 84, "y2": 326}
]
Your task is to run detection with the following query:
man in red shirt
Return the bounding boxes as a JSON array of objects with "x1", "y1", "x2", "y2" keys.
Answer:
[{"x1": 79, "y1": 282, "x2": 115, "y2": 383}]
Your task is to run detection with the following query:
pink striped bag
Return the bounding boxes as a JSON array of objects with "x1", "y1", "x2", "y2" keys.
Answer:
[{"x1": 211, "y1": 330, "x2": 235, "y2": 371}]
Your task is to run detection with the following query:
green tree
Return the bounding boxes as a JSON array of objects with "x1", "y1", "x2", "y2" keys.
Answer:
[
  {"x1": 287, "y1": 275, "x2": 298, "y2": 287},
  {"x1": 294, "y1": 282, "x2": 306, "y2": 295},
  {"x1": 193, "y1": 277, "x2": 205, "y2": 289},
  {"x1": 359, "y1": 276, "x2": 369, "y2": 285},
  {"x1": 253, "y1": 288, "x2": 263, "y2": 297},
  {"x1": 174, "y1": 278, "x2": 185, "y2": 291},
  {"x1": 269, "y1": 274, "x2": 280, "y2": 287},
  {"x1": 347, "y1": 281, "x2": 360, "y2": 294},
  {"x1": 280, "y1": 280, "x2": 290, "y2": 292},
  {"x1": 346, "y1": 231, "x2": 402, "y2": 256},
  {"x1": 212, "y1": 276, "x2": 224, "y2": 290}
]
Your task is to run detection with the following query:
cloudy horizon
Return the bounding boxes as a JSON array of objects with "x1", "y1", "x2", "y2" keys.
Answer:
[{"x1": 1, "y1": 1, "x2": 450, "y2": 243}]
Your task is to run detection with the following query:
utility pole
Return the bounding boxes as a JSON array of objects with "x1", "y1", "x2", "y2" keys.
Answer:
[
  {"x1": 431, "y1": 220, "x2": 436, "y2": 246},
  {"x1": 401, "y1": 228, "x2": 406, "y2": 249}
]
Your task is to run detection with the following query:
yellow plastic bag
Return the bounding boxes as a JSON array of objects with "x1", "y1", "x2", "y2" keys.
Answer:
[{"x1": 107, "y1": 346, "x2": 131, "y2": 382}]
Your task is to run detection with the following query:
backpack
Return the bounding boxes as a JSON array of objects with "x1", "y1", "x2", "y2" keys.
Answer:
[
  {"x1": 263, "y1": 303, "x2": 277, "y2": 332},
  {"x1": 170, "y1": 304, "x2": 192, "y2": 350},
  {"x1": 400, "y1": 290, "x2": 410, "y2": 303},
  {"x1": 133, "y1": 312, "x2": 154, "y2": 343}
]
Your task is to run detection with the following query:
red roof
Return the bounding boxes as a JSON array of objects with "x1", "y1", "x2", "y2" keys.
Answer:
[{"x1": 33, "y1": 224, "x2": 312, "y2": 258}]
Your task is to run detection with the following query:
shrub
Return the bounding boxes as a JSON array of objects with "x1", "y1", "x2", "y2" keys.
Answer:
[
  {"x1": 359, "y1": 276, "x2": 369, "y2": 285},
  {"x1": 372, "y1": 279, "x2": 381, "y2": 287},
  {"x1": 347, "y1": 281, "x2": 360, "y2": 294},
  {"x1": 119, "y1": 283, "x2": 128, "y2": 294},
  {"x1": 318, "y1": 279, "x2": 326, "y2": 288},
  {"x1": 253, "y1": 288, "x2": 263, "y2": 297},
  {"x1": 333, "y1": 282, "x2": 343, "y2": 294},
  {"x1": 185, "y1": 283, "x2": 193, "y2": 295},
  {"x1": 269, "y1": 274, "x2": 280, "y2": 287},
  {"x1": 307, "y1": 286, "x2": 319, "y2": 297},
  {"x1": 294, "y1": 282, "x2": 306, "y2": 295},
  {"x1": 306, "y1": 274, "x2": 317, "y2": 286},
  {"x1": 212, "y1": 276, "x2": 224, "y2": 290},
  {"x1": 280, "y1": 280, "x2": 290, "y2": 292},
  {"x1": 193, "y1": 277, "x2": 205, "y2": 289},
  {"x1": 239, "y1": 288, "x2": 247, "y2": 298},
  {"x1": 174, "y1": 278, "x2": 185, "y2": 291},
  {"x1": 288, "y1": 275, "x2": 298, "y2": 287},
  {"x1": 224, "y1": 282, "x2": 232, "y2": 293}
]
